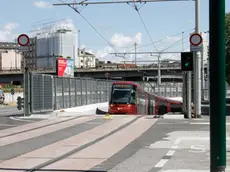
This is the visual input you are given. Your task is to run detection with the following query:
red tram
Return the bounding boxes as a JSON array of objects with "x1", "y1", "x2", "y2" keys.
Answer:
[{"x1": 108, "y1": 81, "x2": 182, "y2": 115}]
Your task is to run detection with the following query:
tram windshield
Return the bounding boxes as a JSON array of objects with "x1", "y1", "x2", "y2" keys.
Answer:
[
  {"x1": 111, "y1": 89, "x2": 131, "y2": 104},
  {"x1": 110, "y1": 84, "x2": 136, "y2": 104}
]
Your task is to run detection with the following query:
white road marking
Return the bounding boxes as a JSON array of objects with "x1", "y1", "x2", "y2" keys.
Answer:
[
  {"x1": 166, "y1": 150, "x2": 175, "y2": 156},
  {"x1": 190, "y1": 122, "x2": 230, "y2": 125},
  {"x1": 189, "y1": 145, "x2": 206, "y2": 153},
  {"x1": 154, "y1": 159, "x2": 168, "y2": 168},
  {"x1": 9, "y1": 116, "x2": 36, "y2": 123}
]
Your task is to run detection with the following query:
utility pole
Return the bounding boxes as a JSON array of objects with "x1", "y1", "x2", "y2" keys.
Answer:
[
  {"x1": 209, "y1": 0, "x2": 226, "y2": 171},
  {"x1": 182, "y1": 31, "x2": 184, "y2": 51},
  {"x1": 157, "y1": 54, "x2": 161, "y2": 87},
  {"x1": 194, "y1": 0, "x2": 201, "y2": 118},
  {"x1": 134, "y1": 42, "x2": 137, "y2": 65}
]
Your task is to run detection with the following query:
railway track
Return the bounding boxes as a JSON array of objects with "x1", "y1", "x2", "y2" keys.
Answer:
[
  {"x1": 0, "y1": 115, "x2": 85, "y2": 139},
  {"x1": 0, "y1": 116, "x2": 143, "y2": 172}
]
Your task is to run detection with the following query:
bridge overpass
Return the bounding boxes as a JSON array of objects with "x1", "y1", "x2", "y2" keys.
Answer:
[{"x1": 0, "y1": 66, "x2": 207, "y2": 83}]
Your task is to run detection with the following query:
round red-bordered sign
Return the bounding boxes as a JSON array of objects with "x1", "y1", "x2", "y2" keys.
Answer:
[
  {"x1": 17, "y1": 34, "x2": 30, "y2": 46},
  {"x1": 105, "y1": 72, "x2": 110, "y2": 78},
  {"x1": 190, "y1": 33, "x2": 202, "y2": 46}
]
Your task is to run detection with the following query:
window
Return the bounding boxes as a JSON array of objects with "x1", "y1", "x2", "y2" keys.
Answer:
[{"x1": 111, "y1": 89, "x2": 131, "y2": 104}]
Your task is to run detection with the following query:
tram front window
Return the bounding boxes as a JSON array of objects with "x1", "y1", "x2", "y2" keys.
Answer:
[{"x1": 111, "y1": 89, "x2": 131, "y2": 104}]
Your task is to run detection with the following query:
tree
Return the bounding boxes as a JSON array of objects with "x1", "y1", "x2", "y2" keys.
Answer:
[{"x1": 226, "y1": 12, "x2": 230, "y2": 84}]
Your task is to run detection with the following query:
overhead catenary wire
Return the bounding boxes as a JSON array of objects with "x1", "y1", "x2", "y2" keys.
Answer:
[
  {"x1": 124, "y1": 28, "x2": 194, "y2": 53},
  {"x1": 132, "y1": 2, "x2": 158, "y2": 52},
  {"x1": 58, "y1": 0, "x2": 126, "y2": 59},
  {"x1": 116, "y1": 32, "x2": 191, "y2": 55},
  {"x1": 160, "y1": 33, "x2": 191, "y2": 52}
]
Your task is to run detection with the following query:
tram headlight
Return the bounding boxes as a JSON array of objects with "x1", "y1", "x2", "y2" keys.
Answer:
[
  {"x1": 110, "y1": 104, "x2": 114, "y2": 107},
  {"x1": 128, "y1": 104, "x2": 131, "y2": 107}
]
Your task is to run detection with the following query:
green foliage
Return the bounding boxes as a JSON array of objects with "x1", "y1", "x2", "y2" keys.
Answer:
[{"x1": 226, "y1": 12, "x2": 230, "y2": 84}]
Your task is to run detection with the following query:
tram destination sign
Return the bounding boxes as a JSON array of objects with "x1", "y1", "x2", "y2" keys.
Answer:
[{"x1": 113, "y1": 84, "x2": 133, "y2": 88}]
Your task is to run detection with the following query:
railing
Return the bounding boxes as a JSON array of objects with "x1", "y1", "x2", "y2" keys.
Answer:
[{"x1": 0, "y1": 65, "x2": 184, "y2": 75}]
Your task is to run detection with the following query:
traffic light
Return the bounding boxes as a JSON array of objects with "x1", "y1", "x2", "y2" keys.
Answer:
[
  {"x1": 17, "y1": 96, "x2": 24, "y2": 110},
  {"x1": 181, "y1": 52, "x2": 194, "y2": 71}
]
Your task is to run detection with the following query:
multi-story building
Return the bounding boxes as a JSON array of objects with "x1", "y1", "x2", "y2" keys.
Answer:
[
  {"x1": 0, "y1": 42, "x2": 22, "y2": 71},
  {"x1": 78, "y1": 48, "x2": 96, "y2": 68},
  {"x1": 36, "y1": 28, "x2": 78, "y2": 69}
]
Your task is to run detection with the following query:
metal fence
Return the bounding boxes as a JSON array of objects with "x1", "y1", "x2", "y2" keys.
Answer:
[
  {"x1": 138, "y1": 82, "x2": 183, "y2": 98},
  {"x1": 31, "y1": 74, "x2": 54, "y2": 113},
  {"x1": 29, "y1": 73, "x2": 183, "y2": 114},
  {"x1": 30, "y1": 73, "x2": 114, "y2": 113},
  {"x1": 53, "y1": 77, "x2": 113, "y2": 110}
]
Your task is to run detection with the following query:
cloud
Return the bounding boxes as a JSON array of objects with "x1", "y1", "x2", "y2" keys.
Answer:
[
  {"x1": 95, "y1": 46, "x2": 114, "y2": 60},
  {"x1": 110, "y1": 32, "x2": 142, "y2": 48},
  {"x1": 82, "y1": 32, "x2": 187, "y2": 63},
  {"x1": 0, "y1": 22, "x2": 18, "y2": 42},
  {"x1": 51, "y1": 19, "x2": 77, "y2": 32},
  {"x1": 33, "y1": 1, "x2": 53, "y2": 9},
  {"x1": 165, "y1": 35, "x2": 181, "y2": 43},
  {"x1": 79, "y1": 32, "x2": 143, "y2": 62}
]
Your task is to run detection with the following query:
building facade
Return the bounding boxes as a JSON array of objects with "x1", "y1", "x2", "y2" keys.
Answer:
[
  {"x1": 78, "y1": 48, "x2": 96, "y2": 68},
  {"x1": 36, "y1": 29, "x2": 77, "y2": 69},
  {"x1": 0, "y1": 42, "x2": 22, "y2": 71}
]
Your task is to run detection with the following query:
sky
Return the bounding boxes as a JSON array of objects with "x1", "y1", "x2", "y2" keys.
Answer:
[{"x1": 0, "y1": 0, "x2": 230, "y2": 63}]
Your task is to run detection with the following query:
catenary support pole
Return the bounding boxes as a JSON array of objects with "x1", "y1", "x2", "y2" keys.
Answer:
[
  {"x1": 209, "y1": 0, "x2": 226, "y2": 171},
  {"x1": 194, "y1": 0, "x2": 201, "y2": 118},
  {"x1": 157, "y1": 54, "x2": 161, "y2": 87}
]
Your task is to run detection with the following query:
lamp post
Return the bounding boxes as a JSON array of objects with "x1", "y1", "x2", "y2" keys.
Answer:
[{"x1": 209, "y1": 0, "x2": 226, "y2": 171}]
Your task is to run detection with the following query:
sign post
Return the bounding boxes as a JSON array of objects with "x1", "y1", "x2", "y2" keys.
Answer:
[
  {"x1": 105, "y1": 72, "x2": 110, "y2": 79},
  {"x1": 190, "y1": 33, "x2": 203, "y2": 52},
  {"x1": 17, "y1": 34, "x2": 30, "y2": 116},
  {"x1": 209, "y1": 0, "x2": 226, "y2": 171},
  {"x1": 189, "y1": 32, "x2": 203, "y2": 119},
  {"x1": 17, "y1": 34, "x2": 30, "y2": 46}
]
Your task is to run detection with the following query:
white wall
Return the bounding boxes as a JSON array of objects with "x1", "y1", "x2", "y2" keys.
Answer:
[
  {"x1": 79, "y1": 55, "x2": 96, "y2": 68},
  {"x1": 1, "y1": 50, "x2": 22, "y2": 70},
  {"x1": 4, "y1": 92, "x2": 23, "y2": 103}
]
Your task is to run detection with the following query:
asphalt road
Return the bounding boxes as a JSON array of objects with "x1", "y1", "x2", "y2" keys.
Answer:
[
  {"x1": 0, "y1": 106, "x2": 23, "y2": 117},
  {"x1": 0, "y1": 106, "x2": 43, "y2": 131},
  {"x1": 0, "y1": 115, "x2": 229, "y2": 171}
]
